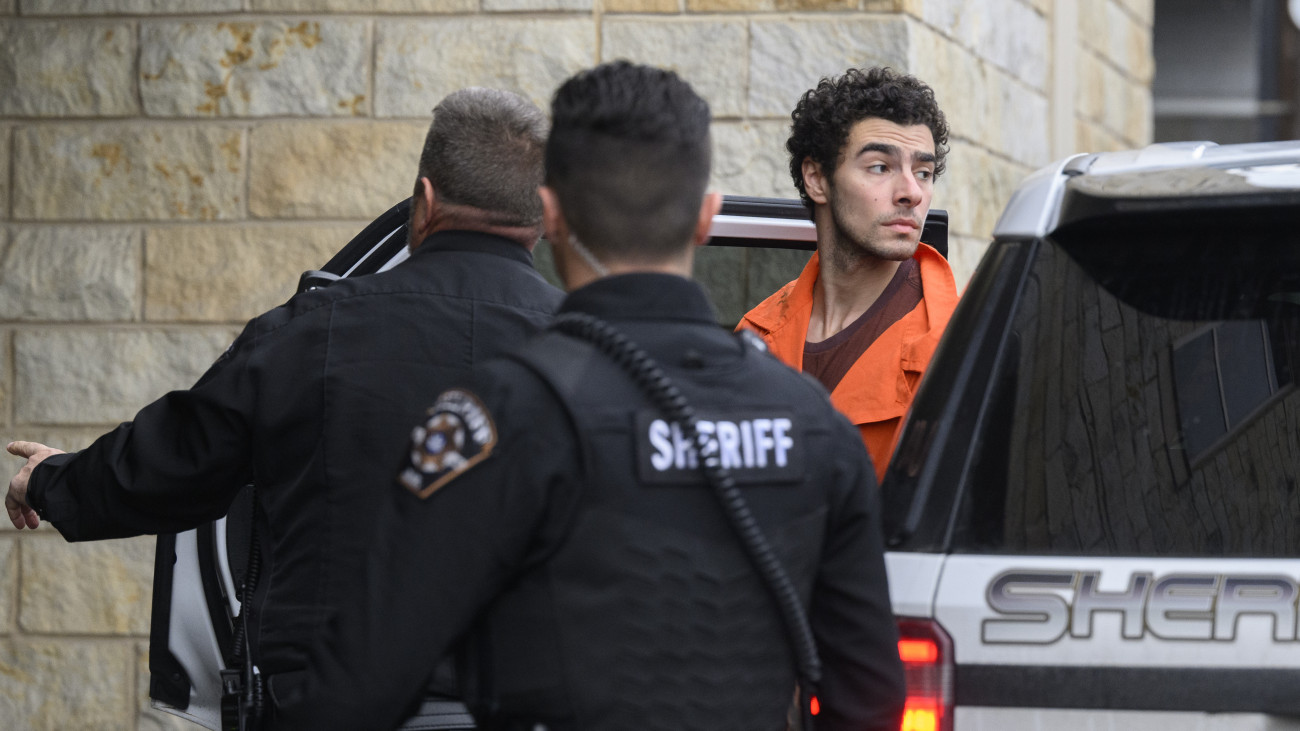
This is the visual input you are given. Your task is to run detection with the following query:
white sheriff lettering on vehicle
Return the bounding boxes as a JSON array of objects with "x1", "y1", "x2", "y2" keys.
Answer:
[{"x1": 982, "y1": 570, "x2": 1300, "y2": 644}]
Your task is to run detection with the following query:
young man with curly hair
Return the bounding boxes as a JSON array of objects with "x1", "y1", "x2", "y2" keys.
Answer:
[{"x1": 740, "y1": 67, "x2": 960, "y2": 481}]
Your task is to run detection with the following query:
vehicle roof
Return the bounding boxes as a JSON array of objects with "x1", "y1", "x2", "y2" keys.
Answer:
[{"x1": 993, "y1": 140, "x2": 1300, "y2": 239}]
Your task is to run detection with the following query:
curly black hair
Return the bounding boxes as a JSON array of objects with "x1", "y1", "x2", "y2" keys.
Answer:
[{"x1": 787, "y1": 67, "x2": 949, "y2": 212}]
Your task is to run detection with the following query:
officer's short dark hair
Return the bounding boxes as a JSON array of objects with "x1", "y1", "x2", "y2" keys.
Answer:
[
  {"x1": 788, "y1": 67, "x2": 949, "y2": 213},
  {"x1": 545, "y1": 61, "x2": 712, "y2": 260},
  {"x1": 417, "y1": 88, "x2": 548, "y2": 227}
]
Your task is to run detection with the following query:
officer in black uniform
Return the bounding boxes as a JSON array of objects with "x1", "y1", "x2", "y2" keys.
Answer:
[
  {"x1": 5, "y1": 88, "x2": 563, "y2": 725},
  {"x1": 275, "y1": 62, "x2": 905, "y2": 731}
]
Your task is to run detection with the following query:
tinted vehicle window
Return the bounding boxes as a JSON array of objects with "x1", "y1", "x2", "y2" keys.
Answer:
[{"x1": 954, "y1": 229, "x2": 1300, "y2": 557}]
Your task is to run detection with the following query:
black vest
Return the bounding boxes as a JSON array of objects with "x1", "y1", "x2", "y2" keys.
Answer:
[{"x1": 464, "y1": 328, "x2": 831, "y2": 731}]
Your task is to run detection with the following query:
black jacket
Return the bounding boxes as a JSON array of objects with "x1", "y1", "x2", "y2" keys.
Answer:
[
  {"x1": 28, "y1": 230, "x2": 563, "y2": 696},
  {"x1": 277, "y1": 273, "x2": 905, "y2": 731}
]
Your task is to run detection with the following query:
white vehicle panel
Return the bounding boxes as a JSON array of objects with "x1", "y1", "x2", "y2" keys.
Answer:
[
  {"x1": 956, "y1": 707, "x2": 1300, "y2": 731},
  {"x1": 989, "y1": 153, "x2": 1086, "y2": 238},
  {"x1": 885, "y1": 550, "x2": 945, "y2": 618},
  {"x1": 707, "y1": 214, "x2": 816, "y2": 242},
  {"x1": 935, "y1": 555, "x2": 1300, "y2": 667},
  {"x1": 154, "y1": 529, "x2": 225, "y2": 730}
]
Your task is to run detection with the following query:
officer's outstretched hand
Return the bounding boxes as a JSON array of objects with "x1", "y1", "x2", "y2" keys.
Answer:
[{"x1": 6, "y1": 441, "x2": 63, "y2": 530}]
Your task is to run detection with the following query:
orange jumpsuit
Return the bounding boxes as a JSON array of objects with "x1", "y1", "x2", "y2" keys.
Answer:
[{"x1": 738, "y1": 243, "x2": 959, "y2": 481}]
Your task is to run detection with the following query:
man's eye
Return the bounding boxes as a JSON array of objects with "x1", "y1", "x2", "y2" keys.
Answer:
[
  {"x1": 916, "y1": 169, "x2": 934, "y2": 181},
  {"x1": 867, "y1": 163, "x2": 888, "y2": 173}
]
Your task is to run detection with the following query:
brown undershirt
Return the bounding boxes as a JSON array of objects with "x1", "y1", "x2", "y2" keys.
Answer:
[{"x1": 803, "y1": 257, "x2": 923, "y2": 394}]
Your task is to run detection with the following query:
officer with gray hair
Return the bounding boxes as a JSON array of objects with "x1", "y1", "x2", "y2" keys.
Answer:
[{"x1": 6, "y1": 87, "x2": 563, "y2": 729}]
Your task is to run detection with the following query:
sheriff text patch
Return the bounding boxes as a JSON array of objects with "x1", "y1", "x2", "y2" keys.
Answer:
[{"x1": 635, "y1": 409, "x2": 803, "y2": 484}]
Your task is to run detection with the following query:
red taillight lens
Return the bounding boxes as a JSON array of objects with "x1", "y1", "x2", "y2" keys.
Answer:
[
  {"x1": 897, "y1": 638, "x2": 939, "y2": 664},
  {"x1": 896, "y1": 618, "x2": 953, "y2": 731}
]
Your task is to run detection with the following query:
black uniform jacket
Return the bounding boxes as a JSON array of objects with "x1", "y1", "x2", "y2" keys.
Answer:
[
  {"x1": 275, "y1": 273, "x2": 906, "y2": 731},
  {"x1": 27, "y1": 230, "x2": 563, "y2": 694}
]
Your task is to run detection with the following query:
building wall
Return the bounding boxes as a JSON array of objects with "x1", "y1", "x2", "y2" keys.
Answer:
[{"x1": 0, "y1": 0, "x2": 1152, "y2": 727}]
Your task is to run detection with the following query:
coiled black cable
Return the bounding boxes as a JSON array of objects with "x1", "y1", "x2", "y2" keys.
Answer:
[
  {"x1": 224, "y1": 485, "x2": 265, "y2": 731},
  {"x1": 229, "y1": 504, "x2": 257, "y2": 666},
  {"x1": 551, "y1": 312, "x2": 823, "y2": 699}
]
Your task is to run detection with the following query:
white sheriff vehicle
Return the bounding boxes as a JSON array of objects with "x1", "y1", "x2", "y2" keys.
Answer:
[
  {"x1": 885, "y1": 141, "x2": 1300, "y2": 731},
  {"x1": 149, "y1": 141, "x2": 1300, "y2": 731}
]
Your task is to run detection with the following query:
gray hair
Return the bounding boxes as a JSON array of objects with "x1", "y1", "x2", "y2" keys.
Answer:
[{"x1": 417, "y1": 88, "x2": 548, "y2": 227}]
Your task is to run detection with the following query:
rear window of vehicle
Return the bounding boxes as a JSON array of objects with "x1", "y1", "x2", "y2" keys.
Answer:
[{"x1": 953, "y1": 215, "x2": 1300, "y2": 557}]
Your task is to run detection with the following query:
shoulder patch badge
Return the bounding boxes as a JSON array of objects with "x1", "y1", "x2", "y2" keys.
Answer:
[{"x1": 398, "y1": 389, "x2": 498, "y2": 499}]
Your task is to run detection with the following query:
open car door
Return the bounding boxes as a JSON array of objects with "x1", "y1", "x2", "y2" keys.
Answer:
[
  {"x1": 146, "y1": 196, "x2": 947, "y2": 728},
  {"x1": 146, "y1": 199, "x2": 415, "y2": 728}
]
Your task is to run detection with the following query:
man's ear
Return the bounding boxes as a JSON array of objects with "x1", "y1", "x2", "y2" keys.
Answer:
[
  {"x1": 692, "y1": 191, "x2": 723, "y2": 247},
  {"x1": 409, "y1": 177, "x2": 438, "y2": 246},
  {"x1": 801, "y1": 158, "x2": 830, "y2": 205},
  {"x1": 538, "y1": 185, "x2": 568, "y2": 244}
]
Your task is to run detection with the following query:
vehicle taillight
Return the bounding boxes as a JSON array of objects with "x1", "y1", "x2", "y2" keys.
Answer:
[{"x1": 896, "y1": 617, "x2": 953, "y2": 731}]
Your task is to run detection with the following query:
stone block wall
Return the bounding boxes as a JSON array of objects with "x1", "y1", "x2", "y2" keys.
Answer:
[{"x1": 0, "y1": 0, "x2": 1152, "y2": 727}]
